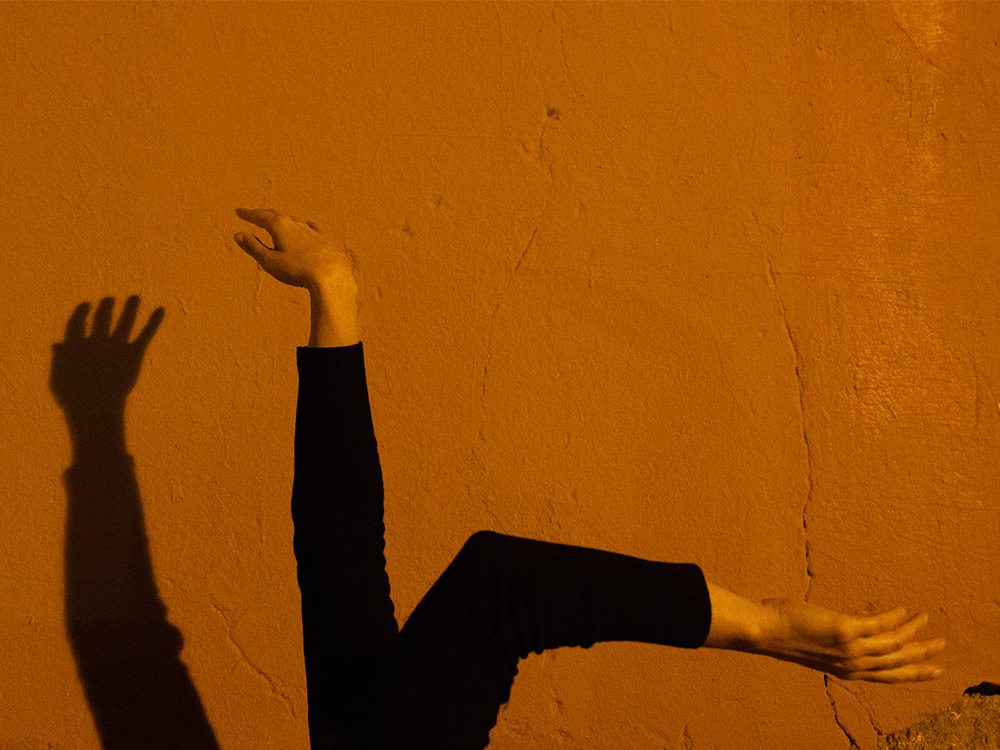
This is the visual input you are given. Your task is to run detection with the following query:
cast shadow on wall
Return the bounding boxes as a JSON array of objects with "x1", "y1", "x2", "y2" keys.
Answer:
[{"x1": 50, "y1": 295, "x2": 220, "y2": 749}]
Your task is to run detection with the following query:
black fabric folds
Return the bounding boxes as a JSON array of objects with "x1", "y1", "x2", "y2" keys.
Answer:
[{"x1": 292, "y1": 342, "x2": 712, "y2": 750}]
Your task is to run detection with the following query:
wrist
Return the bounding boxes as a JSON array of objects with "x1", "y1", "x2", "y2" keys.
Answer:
[
  {"x1": 306, "y1": 272, "x2": 358, "y2": 300},
  {"x1": 702, "y1": 582, "x2": 768, "y2": 652},
  {"x1": 307, "y1": 280, "x2": 360, "y2": 347},
  {"x1": 68, "y1": 411, "x2": 128, "y2": 462}
]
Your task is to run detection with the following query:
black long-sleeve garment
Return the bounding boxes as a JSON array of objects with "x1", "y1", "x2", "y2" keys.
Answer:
[{"x1": 291, "y1": 342, "x2": 713, "y2": 750}]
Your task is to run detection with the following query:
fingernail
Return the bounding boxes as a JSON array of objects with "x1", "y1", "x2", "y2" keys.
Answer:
[{"x1": 235, "y1": 233, "x2": 245, "y2": 244}]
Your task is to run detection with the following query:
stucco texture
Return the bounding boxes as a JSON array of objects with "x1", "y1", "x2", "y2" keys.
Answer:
[{"x1": 2, "y1": 1, "x2": 998, "y2": 748}]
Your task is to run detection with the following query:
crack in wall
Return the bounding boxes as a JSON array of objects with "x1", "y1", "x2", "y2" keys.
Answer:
[
  {"x1": 826, "y1": 680, "x2": 860, "y2": 749},
  {"x1": 479, "y1": 216, "x2": 542, "y2": 448},
  {"x1": 825, "y1": 676, "x2": 871, "y2": 749},
  {"x1": 894, "y1": 18, "x2": 948, "y2": 78},
  {"x1": 210, "y1": 600, "x2": 295, "y2": 716},
  {"x1": 837, "y1": 681, "x2": 881, "y2": 739},
  {"x1": 683, "y1": 723, "x2": 695, "y2": 750},
  {"x1": 766, "y1": 255, "x2": 815, "y2": 600},
  {"x1": 481, "y1": 224, "x2": 539, "y2": 420},
  {"x1": 553, "y1": 4, "x2": 569, "y2": 84},
  {"x1": 971, "y1": 350, "x2": 983, "y2": 432},
  {"x1": 478, "y1": 112, "x2": 558, "y2": 445}
]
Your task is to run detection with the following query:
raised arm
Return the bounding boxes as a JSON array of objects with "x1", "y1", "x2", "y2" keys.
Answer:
[{"x1": 234, "y1": 208, "x2": 394, "y2": 747}]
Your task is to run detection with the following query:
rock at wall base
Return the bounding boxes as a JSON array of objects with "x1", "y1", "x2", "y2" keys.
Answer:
[{"x1": 878, "y1": 693, "x2": 1000, "y2": 750}]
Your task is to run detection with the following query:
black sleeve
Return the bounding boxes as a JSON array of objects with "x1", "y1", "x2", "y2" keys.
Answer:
[
  {"x1": 373, "y1": 532, "x2": 711, "y2": 749},
  {"x1": 291, "y1": 343, "x2": 713, "y2": 750},
  {"x1": 291, "y1": 342, "x2": 398, "y2": 747}
]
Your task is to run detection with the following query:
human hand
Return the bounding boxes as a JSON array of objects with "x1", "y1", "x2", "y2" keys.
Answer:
[
  {"x1": 754, "y1": 598, "x2": 946, "y2": 683},
  {"x1": 234, "y1": 208, "x2": 357, "y2": 293},
  {"x1": 50, "y1": 296, "x2": 165, "y2": 419}
]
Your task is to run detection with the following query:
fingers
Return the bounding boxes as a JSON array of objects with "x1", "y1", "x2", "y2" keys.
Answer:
[
  {"x1": 109, "y1": 295, "x2": 166, "y2": 349},
  {"x1": 850, "y1": 612, "x2": 931, "y2": 657},
  {"x1": 844, "y1": 636, "x2": 947, "y2": 674},
  {"x1": 235, "y1": 207, "x2": 281, "y2": 234},
  {"x1": 791, "y1": 644, "x2": 946, "y2": 683},
  {"x1": 234, "y1": 207, "x2": 327, "y2": 284},
  {"x1": 848, "y1": 606, "x2": 910, "y2": 639},
  {"x1": 133, "y1": 305, "x2": 166, "y2": 351},
  {"x1": 92, "y1": 297, "x2": 114, "y2": 337},
  {"x1": 839, "y1": 659, "x2": 946, "y2": 684},
  {"x1": 62, "y1": 302, "x2": 92, "y2": 342},
  {"x1": 762, "y1": 599, "x2": 946, "y2": 685},
  {"x1": 235, "y1": 208, "x2": 283, "y2": 259},
  {"x1": 834, "y1": 609, "x2": 946, "y2": 683},
  {"x1": 235, "y1": 207, "x2": 322, "y2": 234},
  {"x1": 235, "y1": 231, "x2": 274, "y2": 259},
  {"x1": 57, "y1": 297, "x2": 164, "y2": 348},
  {"x1": 112, "y1": 295, "x2": 140, "y2": 340}
]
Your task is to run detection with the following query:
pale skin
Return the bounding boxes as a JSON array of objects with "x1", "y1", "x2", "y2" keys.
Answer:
[{"x1": 234, "y1": 206, "x2": 947, "y2": 684}]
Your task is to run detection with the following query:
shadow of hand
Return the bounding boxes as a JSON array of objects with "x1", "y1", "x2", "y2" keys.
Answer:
[{"x1": 50, "y1": 296, "x2": 165, "y2": 419}]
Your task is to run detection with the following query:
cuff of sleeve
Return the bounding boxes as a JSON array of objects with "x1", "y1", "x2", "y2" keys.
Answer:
[
  {"x1": 296, "y1": 341, "x2": 367, "y2": 387},
  {"x1": 296, "y1": 340, "x2": 365, "y2": 358},
  {"x1": 636, "y1": 561, "x2": 712, "y2": 649},
  {"x1": 64, "y1": 453, "x2": 136, "y2": 478},
  {"x1": 687, "y1": 565, "x2": 713, "y2": 648},
  {"x1": 295, "y1": 341, "x2": 375, "y2": 441}
]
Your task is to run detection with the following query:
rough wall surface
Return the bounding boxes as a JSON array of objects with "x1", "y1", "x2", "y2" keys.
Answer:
[{"x1": 2, "y1": 2, "x2": 998, "y2": 748}]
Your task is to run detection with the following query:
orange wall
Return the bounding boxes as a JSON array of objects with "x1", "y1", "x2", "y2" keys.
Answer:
[{"x1": 3, "y1": 2, "x2": 999, "y2": 748}]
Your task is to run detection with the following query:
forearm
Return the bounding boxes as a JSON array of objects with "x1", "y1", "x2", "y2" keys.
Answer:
[{"x1": 307, "y1": 276, "x2": 360, "y2": 347}]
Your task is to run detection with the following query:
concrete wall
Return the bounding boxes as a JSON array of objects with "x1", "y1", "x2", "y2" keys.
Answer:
[{"x1": 3, "y1": 2, "x2": 998, "y2": 748}]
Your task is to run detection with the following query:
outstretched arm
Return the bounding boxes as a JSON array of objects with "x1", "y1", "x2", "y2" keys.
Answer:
[{"x1": 702, "y1": 582, "x2": 946, "y2": 683}]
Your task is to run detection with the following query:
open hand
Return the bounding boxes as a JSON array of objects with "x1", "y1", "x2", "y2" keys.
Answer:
[
  {"x1": 756, "y1": 598, "x2": 946, "y2": 683},
  {"x1": 50, "y1": 296, "x2": 165, "y2": 417}
]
